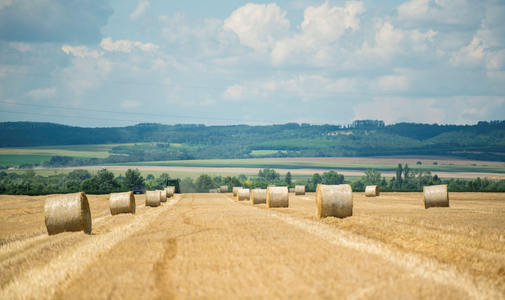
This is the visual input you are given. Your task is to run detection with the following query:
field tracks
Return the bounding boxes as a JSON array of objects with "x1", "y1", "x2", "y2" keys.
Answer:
[
  {"x1": 227, "y1": 196, "x2": 503, "y2": 300},
  {"x1": 0, "y1": 195, "x2": 181, "y2": 300}
]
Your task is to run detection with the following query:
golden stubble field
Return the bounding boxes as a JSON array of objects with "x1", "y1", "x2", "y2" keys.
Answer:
[{"x1": 0, "y1": 192, "x2": 504, "y2": 299}]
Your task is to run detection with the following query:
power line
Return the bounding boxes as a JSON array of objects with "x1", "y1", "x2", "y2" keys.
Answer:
[
  {"x1": 2, "y1": 71, "x2": 504, "y2": 97},
  {"x1": 0, "y1": 101, "x2": 275, "y2": 123},
  {"x1": 0, "y1": 110, "x2": 278, "y2": 125}
]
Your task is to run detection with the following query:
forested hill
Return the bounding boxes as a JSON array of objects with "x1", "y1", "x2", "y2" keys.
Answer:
[{"x1": 1, "y1": 120, "x2": 505, "y2": 162}]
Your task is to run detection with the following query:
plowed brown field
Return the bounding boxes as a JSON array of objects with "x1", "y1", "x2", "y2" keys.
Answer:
[{"x1": 1, "y1": 192, "x2": 504, "y2": 299}]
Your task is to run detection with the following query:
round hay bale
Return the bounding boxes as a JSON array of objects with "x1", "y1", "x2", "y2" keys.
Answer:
[
  {"x1": 268, "y1": 185, "x2": 276, "y2": 188},
  {"x1": 237, "y1": 188, "x2": 250, "y2": 201},
  {"x1": 423, "y1": 184, "x2": 449, "y2": 209},
  {"x1": 220, "y1": 186, "x2": 229, "y2": 193},
  {"x1": 266, "y1": 186, "x2": 289, "y2": 208},
  {"x1": 209, "y1": 189, "x2": 219, "y2": 193},
  {"x1": 289, "y1": 188, "x2": 295, "y2": 193},
  {"x1": 44, "y1": 192, "x2": 92, "y2": 235},
  {"x1": 295, "y1": 185, "x2": 306, "y2": 195},
  {"x1": 232, "y1": 187, "x2": 241, "y2": 197},
  {"x1": 157, "y1": 190, "x2": 167, "y2": 203},
  {"x1": 251, "y1": 189, "x2": 266, "y2": 204},
  {"x1": 109, "y1": 191, "x2": 136, "y2": 215},
  {"x1": 145, "y1": 190, "x2": 161, "y2": 207},
  {"x1": 165, "y1": 186, "x2": 175, "y2": 198},
  {"x1": 316, "y1": 184, "x2": 353, "y2": 218},
  {"x1": 365, "y1": 185, "x2": 380, "y2": 197}
]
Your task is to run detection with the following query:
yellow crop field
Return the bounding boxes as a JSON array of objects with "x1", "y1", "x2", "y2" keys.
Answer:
[{"x1": 0, "y1": 192, "x2": 504, "y2": 299}]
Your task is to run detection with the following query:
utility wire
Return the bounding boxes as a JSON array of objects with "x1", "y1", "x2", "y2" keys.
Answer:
[
  {"x1": 0, "y1": 101, "x2": 275, "y2": 123},
  {"x1": 2, "y1": 71, "x2": 504, "y2": 97},
  {"x1": 0, "y1": 110, "x2": 282, "y2": 125}
]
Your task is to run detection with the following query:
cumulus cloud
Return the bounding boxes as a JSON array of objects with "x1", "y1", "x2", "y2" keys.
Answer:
[
  {"x1": 61, "y1": 45, "x2": 103, "y2": 58},
  {"x1": 129, "y1": 0, "x2": 150, "y2": 21},
  {"x1": 223, "y1": 3, "x2": 290, "y2": 50},
  {"x1": 0, "y1": 0, "x2": 113, "y2": 43},
  {"x1": 121, "y1": 99, "x2": 143, "y2": 108},
  {"x1": 100, "y1": 37, "x2": 159, "y2": 53},
  {"x1": 395, "y1": 0, "x2": 482, "y2": 27},
  {"x1": 26, "y1": 87, "x2": 57, "y2": 99},
  {"x1": 271, "y1": 1, "x2": 365, "y2": 65}
]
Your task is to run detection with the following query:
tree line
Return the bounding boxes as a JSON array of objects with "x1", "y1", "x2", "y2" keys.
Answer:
[{"x1": 1, "y1": 166, "x2": 504, "y2": 196}]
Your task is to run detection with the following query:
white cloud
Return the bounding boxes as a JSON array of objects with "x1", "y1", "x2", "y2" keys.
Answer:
[
  {"x1": 9, "y1": 42, "x2": 31, "y2": 52},
  {"x1": 129, "y1": 0, "x2": 150, "y2": 21},
  {"x1": 300, "y1": 1, "x2": 365, "y2": 44},
  {"x1": 100, "y1": 37, "x2": 159, "y2": 53},
  {"x1": 121, "y1": 99, "x2": 143, "y2": 108},
  {"x1": 450, "y1": 36, "x2": 486, "y2": 68},
  {"x1": 271, "y1": 1, "x2": 365, "y2": 65},
  {"x1": 26, "y1": 87, "x2": 57, "y2": 99},
  {"x1": 395, "y1": 0, "x2": 480, "y2": 26},
  {"x1": 223, "y1": 3, "x2": 290, "y2": 50},
  {"x1": 61, "y1": 45, "x2": 103, "y2": 58}
]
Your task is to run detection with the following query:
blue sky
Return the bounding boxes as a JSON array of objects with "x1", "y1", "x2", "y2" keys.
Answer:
[{"x1": 0, "y1": 0, "x2": 504, "y2": 127}]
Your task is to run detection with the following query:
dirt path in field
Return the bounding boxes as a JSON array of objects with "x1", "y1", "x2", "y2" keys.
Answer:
[{"x1": 1, "y1": 193, "x2": 504, "y2": 299}]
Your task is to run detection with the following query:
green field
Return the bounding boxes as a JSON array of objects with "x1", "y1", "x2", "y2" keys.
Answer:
[
  {"x1": 0, "y1": 143, "x2": 152, "y2": 166},
  {"x1": 118, "y1": 159, "x2": 505, "y2": 174},
  {"x1": 250, "y1": 150, "x2": 289, "y2": 156}
]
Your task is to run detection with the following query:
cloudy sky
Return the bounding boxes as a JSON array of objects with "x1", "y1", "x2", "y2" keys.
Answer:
[{"x1": 0, "y1": 0, "x2": 504, "y2": 127}]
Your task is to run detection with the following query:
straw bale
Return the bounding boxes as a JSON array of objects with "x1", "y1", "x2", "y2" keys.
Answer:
[
  {"x1": 165, "y1": 186, "x2": 175, "y2": 198},
  {"x1": 220, "y1": 186, "x2": 229, "y2": 193},
  {"x1": 251, "y1": 189, "x2": 267, "y2": 204},
  {"x1": 295, "y1": 185, "x2": 306, "y2": 195},
  {"x1": 237, "y1": 188, "x2": 250, "y2": 201},
  {"x1": 289, "y1": 188, "x2": 295, "y2": 193},
  {"x1": 209, "y1": 189, "x2": 219, "y2": 193},
  {"x1": 145, "y1": 190, "x2": 161, "y2": 207},
  {"x1": 157, "y1": 189, "x2": 167, "y2": 203},
  {"x1": 423, "y1": 184, "x2": 449, "y2": 208},
  {"x1": 109, "y1": 191, "x2": 136, "y2": 215},
  {"x1": 365, "y1": 185, "x2": 380, "y2": 197},
  {"x1": 44, "y1": 192, "x2": 92, "y2": 235},
  {"x1": 316, "y1": 184, "x2": 353, "y2": 218},
  {"x1": 266, "y1": 186, "x2": 289, "y2": 208},
  {"x1": 233, "y1": 187, "x2": 241, "y2": 197}
]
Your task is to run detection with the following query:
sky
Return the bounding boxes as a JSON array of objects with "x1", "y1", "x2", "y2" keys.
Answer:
[{"x1": 0, "y1": 0, "x2": 504, "y2": 127}]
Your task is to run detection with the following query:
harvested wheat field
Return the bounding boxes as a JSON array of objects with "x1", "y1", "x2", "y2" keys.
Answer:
[{"x1": 1, "y1": 192, "x2": 504, "y2": 299}]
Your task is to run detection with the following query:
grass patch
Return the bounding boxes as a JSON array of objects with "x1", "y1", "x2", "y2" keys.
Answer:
[{"x1": 250, "y1": 150, "x2": 288, "y2": 156}]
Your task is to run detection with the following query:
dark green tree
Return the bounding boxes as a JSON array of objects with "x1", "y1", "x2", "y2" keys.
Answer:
[
  {"x1": 258, "y1": 168, "x2": 280, "y2": 182},
  {"x1": 97, "y1": 168, "x2": 119, "y2": 190},
  {"x1": 322, "y1": 171, "x2": 344, "y2": 185},
  {"x1": 285, "y1": 172, "x2": 292, "y2": 185},
  {"x1": 395, "y1": 164, "x2": 403, "y2": 189},
  {"x1": 122, "y1": 168, "x2": 144, "y2": 190},
  {"x1": 363, "y1": 169, "x2": 381, "y2": 185},
  {"x1": 195, "y1": 174, "x2": 215, "y2": 192},
  {"x1": 311, "y1": 173, "x2": 322, "y2": 189}
]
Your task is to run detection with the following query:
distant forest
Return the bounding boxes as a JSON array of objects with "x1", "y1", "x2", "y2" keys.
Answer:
[{"x1": 1, "y1": 120, "x2": 504, "y2": 168}]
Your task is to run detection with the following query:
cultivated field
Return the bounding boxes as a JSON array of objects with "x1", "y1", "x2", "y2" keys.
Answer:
[{"x1": 1, "y1": 192, "x2": 504, "y2": 299}]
